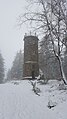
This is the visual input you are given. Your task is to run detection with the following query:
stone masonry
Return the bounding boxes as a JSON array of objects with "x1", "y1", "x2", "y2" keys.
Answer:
[{"x1": 23, "y1": 35, "x2": 39, "y2": 78}]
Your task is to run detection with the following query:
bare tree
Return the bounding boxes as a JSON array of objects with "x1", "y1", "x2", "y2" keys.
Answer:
[
  {"x1": 19, "y1": 0, "x2": 67, "y2": 84},
  {"x1": 50, "y1": 0, "x2": 67, "y2": 84}
]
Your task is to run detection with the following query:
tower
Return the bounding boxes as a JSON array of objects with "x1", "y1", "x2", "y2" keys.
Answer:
[{"x1": 23, "y1": 34, "x2": 39, "y2": 79}]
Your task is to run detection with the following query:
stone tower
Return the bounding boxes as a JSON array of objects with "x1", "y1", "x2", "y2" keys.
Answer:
[{"x1": 23, "y1": 34, "x2": 39, "y2": 79}]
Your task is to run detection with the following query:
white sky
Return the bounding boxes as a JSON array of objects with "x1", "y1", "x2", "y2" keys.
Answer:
[{"x1": 0, "y1": 0, "x2": 28, "y2": 72}]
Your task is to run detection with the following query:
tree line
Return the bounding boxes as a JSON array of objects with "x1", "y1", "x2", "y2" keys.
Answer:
[
  {"x1": 7, "y1": 50, "x2": 23, "y2": 81},
  {"x1": 0, "y1": 50, "x2": 23, "y2": 83},
  {"x1": 0, "y1": 45, "x2": 67, "y2": 83}
]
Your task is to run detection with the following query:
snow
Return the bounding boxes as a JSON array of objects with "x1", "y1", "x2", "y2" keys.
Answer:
[{"x1": 0, "y1": 80, "x2": 67, "y2": 119}]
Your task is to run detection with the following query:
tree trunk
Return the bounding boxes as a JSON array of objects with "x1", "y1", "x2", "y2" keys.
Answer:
[{"x1": 57, "y1": 55, "x2": 67, "y2": 85}]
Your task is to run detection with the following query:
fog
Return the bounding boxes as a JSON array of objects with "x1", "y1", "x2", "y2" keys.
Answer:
[{"x1": 0, "y1": 0, "x2": 28, "y2": 72}]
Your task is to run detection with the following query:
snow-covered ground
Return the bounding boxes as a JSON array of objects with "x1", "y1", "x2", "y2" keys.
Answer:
[{"x1": 0, "y1": 80, "x2": 67, "y2": 119}]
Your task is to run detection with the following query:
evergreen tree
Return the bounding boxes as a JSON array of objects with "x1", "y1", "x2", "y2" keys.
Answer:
[
  {"x1": 0, "y1": 52, "x2": 4, "y2": 83},
  {"x1": 10, "y1": 50, "x2": 23, "y2": 80},
  {"x1": 39, "y1": 35, "x2": 61, "y2": 80},
  {"x1": 7, "y1": 69, "x2": 11, "y2": 81}
]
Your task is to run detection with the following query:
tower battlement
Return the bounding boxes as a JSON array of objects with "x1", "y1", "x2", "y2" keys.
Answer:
[{"x1": 24, "y1": 32, "x2": 38, "y2": 38}]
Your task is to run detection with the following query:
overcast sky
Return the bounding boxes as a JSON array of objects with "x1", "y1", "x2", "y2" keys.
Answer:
[{"x1": 0, "y1": 0, "x2": 28, "y2": 72}]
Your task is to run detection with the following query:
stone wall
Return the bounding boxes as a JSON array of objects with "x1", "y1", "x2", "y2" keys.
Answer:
[{"x1": 23, "y1": 35, "x2": 39, "y2": 78}]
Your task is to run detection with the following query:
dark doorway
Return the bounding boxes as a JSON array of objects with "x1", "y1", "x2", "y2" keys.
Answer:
[{"x1": 32, "y1": 71, "x2": 35, "y2": 79}]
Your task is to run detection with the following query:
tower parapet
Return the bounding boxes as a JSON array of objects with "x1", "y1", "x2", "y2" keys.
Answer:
[{"x1": 24, "y1": 32, "x2": 38, "y2": 38}]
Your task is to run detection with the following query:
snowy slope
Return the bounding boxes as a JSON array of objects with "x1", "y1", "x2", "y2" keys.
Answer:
[{"x1": 0, "y1": 80, "x2": 67, "y2": 119}]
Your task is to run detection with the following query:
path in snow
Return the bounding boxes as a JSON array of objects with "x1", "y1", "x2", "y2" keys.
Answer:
[{"x1": 0, "y1": 80, "x2": 67, "y2": 119}]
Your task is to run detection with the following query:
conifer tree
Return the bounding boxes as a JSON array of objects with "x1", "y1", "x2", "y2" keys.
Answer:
[
  {"x1": 39, "y1": 35, "x2": 61, "y2": 80},
  {"x1": 0, "y1": 52, "x2": 4, "y2": 83},
  {"x1": 10, "y1": 50, "x2": 23, "y2": 80}
]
